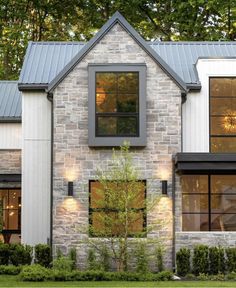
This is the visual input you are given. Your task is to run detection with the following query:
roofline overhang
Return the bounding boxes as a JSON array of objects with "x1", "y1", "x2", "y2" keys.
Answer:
[
  {"x1": 186, "y1": 83, "x2": 201, "y2": 91},
  {"x1": 18, "y1": 83, "x2": 48, "y2": 91},
  {"x1": 0, "y1": 117, "x2": 21, "y2": 123}
]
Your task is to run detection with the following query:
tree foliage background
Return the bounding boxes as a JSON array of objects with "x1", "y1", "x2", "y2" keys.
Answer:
[{"x1": 1, "y1": 0, "x2": 236, "y2": 80}]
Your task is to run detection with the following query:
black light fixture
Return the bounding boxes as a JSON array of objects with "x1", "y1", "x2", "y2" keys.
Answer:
[
  {"x1": 68, "y1": 181, "x2": 74, "y2": 196},
  {"x1": 161, "y1": 180, "x2": 168, "y2": 195}
]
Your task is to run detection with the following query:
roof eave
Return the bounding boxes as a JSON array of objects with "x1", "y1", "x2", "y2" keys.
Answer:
[
  {"x1": 0, "y1": 117, "x2": 21, "y2": 123},
  {"x1": 18, "y1": 83, "x2": 48, "y2": 92}
]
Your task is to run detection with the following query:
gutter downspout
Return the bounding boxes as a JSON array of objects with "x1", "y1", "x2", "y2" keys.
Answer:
[
  {"x1": 172, "y1": 156, "x2": 176, "y2": 272},
  {"x1": 47, "y1": 92, "x2": 53, "y2": 250}
]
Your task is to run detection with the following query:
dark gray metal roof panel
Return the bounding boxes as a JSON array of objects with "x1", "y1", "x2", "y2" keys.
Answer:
[
  {"x1": 19, "y1": 42, "x2": 85, "y2": 87},
  {"x1": 149, "y1": 42, "x2": 236, "y2": 86},
  {"x1": 0, "y1": 81, "x2": 21, "y2": 120}
]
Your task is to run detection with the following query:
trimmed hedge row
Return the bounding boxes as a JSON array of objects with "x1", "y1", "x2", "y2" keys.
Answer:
[
  {"x1": 0, "y1": 243, "x2": 51, "y2": 267},
  {"x1": 19, "y1": 265, "x2": 173, "y2": 282},
  {"x1": 176, "y1": 245, "x2": 236, "y2": 276}
]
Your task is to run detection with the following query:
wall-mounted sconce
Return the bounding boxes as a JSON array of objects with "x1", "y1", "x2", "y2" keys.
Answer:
[
  {"x1": 68, "y1": 181, "x2": 74, "y2": 196},
  {"x1": 161, "y1": 180, "x2": 168, "y2": 195}
]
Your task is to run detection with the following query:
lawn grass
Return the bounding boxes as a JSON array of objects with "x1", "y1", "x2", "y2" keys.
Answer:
[{"x1": 0, "y1": 275, "x2": 236, "y2": 287}]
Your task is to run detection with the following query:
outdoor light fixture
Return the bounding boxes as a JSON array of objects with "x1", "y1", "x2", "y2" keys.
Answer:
[
  {"x1": 161, "y1": 180, "x2": 168, "y2": 195},
  {"x1": 68, "y1": 181, "x2": 74, "y2": 196}
]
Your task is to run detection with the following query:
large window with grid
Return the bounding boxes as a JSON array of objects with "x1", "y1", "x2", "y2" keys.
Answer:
[
  {"x1": 88, "y1": 64, "x2": 146, "y2": 147},
  {"x1": 210, "y1": 77, "x2": 236, "y2": 152},
  {"x1": 182, "y1": 175, "x2": 236, "y2": 231}
]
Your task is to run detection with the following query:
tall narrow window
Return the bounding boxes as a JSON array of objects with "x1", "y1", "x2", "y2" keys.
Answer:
[
  {"x1": 96, "y1": 72, "x2": 139, "y2": 137},
  {"x1": 210, "y1": 78, "x2": 236, "y2": 152}
]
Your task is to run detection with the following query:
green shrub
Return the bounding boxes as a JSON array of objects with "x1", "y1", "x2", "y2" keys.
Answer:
[
  {"x1": 185, "y1": 273, "x2": 196, "y2": 280},
  {"x1": 176, "y1": 247, "x2": 191, "y2": 276},
  {"x1": 0, "y1": 265, "x2": 22, "y2": 275},
  {"x1": 209, "y1": 246, "x2": 225, "y2": 275},
  {"x1": 155, "y1": 246, "x2": 164, "y2": 272},
  {"x1": 68, "y1": 248, "x2": 77, "y2": 270},
  {"x1": 193, "y1": 245, "x2": 209, "y2": 275},
  {"x1": 19, "y1": 264, "x2": 51, "y2": 281},
  {"x1": 9, "y1": 244, "x2": 32, "y2": 266},
  {"x1": 209, "y1": 273, "x2": 225, "y2": 281},
  {"x1": 197, "y1": 273, "x2": 210, "y2": 281},
  {"x1": 151, "y1": 271, "x2": 173, "y2": 281},
  {"x1": 52, "y1": 256, "x2": 73, "y2": 272},
  {"x1": 135, "y1": 242, "x2": 149, "y2": 274},
  {"x1": 99, "y1": 245, "x2": 110, "y2": 272},
  {"x1": 87, "y1": 248, "x2": 100, "y2": 271},
  {"x1": 34, "y1": 244, "x2": 51, "y2": 268},
  {"x1": 226, "y1": 247, "x2": 236, "y2": 272},
  {"x1": 0, "y1": 243, "x2": 9, "y2": 265},
  {"x1": 226, "y1": 271, "x2": 236, "y2": 280}
]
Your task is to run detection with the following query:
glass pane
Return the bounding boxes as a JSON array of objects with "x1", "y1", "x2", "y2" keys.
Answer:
[
  {"x1": 96, "y1": 73, "x2": 116, "y2": 93},
  {"x1": 181, "y1": 175, "x2": 208, "y2": 194},
  {"x1": 97, "y1": 117, "x2": 116, "y2": 136},
  {"x1": 182, "y1": 194, "x2": 208, "y2": 213},
  {"x1": 90, "y1": 182, "x2": 104, "y2": 209},
  {"x1": 117, "y1": 94, "x2": 138, "y2": 112},
  {"x1": 210, "y1": 78, "x2": 233, "y2": 97},
  {"x1": 211, "y1": 195, "x2": 236, "y2": 213},
  {"x1": 211, "y1": 116, "x2": 236, "y2": 135},
  {"x1": 117, "y1": 117, "x2": 137, "y2": 136},
  {"x1": 211, "y1": 214, "x2": 236, "y2": 231},
  {"x1": 3, "y1": 210, "x2": 19, "y2": 230},
  {"x1": 211, "y1": 175, "x2": 236, "y2": 194},
  {"x1": 128, "y1": 211, "x2": 144, "y2": 234},
  {"x1": 182, "y1": 214, "x2": 209, "y2": 231},
  {"x1": 118, "y1": 73, "x2": 138, "y2": 93},
  {"x1": 210, "y1": 98, "x2": 236, "y2": 115},
  {"x1": 96, "y1": 93, "x2": 116, "y2": 112},
  {"x1": 211, "y1": 137, "x2": 236, "y2": 152}
]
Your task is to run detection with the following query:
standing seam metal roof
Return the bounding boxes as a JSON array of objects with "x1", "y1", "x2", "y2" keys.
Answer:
[
  {"x1": 0, "y1": 81, "x2": 21, "y2": 121},
  {"x1": 18, "y1": 40, "x2": 236, "y2": 91},
  {"x1": 149, "y1": 41, "x2": 236, "y2": 86}
]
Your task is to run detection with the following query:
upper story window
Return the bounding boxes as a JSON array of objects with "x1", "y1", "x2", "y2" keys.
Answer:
[
  {"x1": 96, "y1": 72, "x2": 139, "y2": 137},
  {"x1": 210, "y1": 78, "x2": 236, "y2": 152},
  {"x1": 88, "y1": 64, "x2": 146, "y2": 147}
]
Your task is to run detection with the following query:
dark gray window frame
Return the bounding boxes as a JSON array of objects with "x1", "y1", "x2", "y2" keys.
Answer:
[{"x1": 88, "y1": 64, "x2": 146, "y2": 147}]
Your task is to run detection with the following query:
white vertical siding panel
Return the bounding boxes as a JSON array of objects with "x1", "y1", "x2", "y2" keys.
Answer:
[
  {"x1": 0, "y1": 124, "x2": 21, "y2": 149},
  {"x1": 22, "y1": 91, "x2": 51, "y2": 245},
  {"x1": 183, "y1": 59, "x2": 236, "y2": 152}
]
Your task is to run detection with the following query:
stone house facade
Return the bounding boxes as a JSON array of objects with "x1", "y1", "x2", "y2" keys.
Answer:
[{"x1": 1, "y1": 12, "x2": 236, "y2": 270}]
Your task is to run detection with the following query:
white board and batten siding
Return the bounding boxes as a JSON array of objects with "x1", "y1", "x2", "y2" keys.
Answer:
[
  {"x1": 182, "y1": 59, "x2": 236, "y2": 152},
  {"x1": 22, "y1": 91, "x2": 51, "y2": 245},
  {"x1": 0, "y1": 123, "x2": 21, "y2": 149}
]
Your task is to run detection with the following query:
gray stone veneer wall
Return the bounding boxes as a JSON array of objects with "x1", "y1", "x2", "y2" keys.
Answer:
[
  {"x1": 52, "y1": 23, "x2": 181, "y2": 270},
  {"x1": 0, "y1": 150, "x2": 21, "y2": 188}
]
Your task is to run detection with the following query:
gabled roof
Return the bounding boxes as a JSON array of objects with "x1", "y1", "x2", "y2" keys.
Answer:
[
  {"x1": 0, "y1": 81, "x2": 21, "y2": 122},
  {"x1": 18, "y1": 11, "x2": 187, "y2": 92},
  {"x1": 18, "y1": 12, "x2": 236, "y2": 93},
  {"x1": 18, "y1": 42, "x2": 84, "y2": 90},
  {"x1": 150, "y1": 41, "x2": 236, "y2": 90}
]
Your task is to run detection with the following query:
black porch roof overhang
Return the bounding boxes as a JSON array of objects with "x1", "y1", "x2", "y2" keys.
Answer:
[
  {"x1": 175, "y1": 153, "x2": 236, "y2": 173},
  {"x1": 0, "y1": 174, "x2": 21, "y2": 182}
]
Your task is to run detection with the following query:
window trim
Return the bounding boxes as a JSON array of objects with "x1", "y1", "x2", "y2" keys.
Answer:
[
  {"x1": 88, "y1": 180, "x2": 147, "y2": 237},
  {"x1": 88, "y1": 64, "x2": 146, "y2": 146}
]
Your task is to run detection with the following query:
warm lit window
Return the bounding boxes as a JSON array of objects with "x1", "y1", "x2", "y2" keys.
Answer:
[
  {"x1": 96, "y1": 72, "x2": 139, "y2": 137},
  {"x1": 89, "y1": 180, "x2": 146, "y2": 237},
  {"x1": 88, "y1": 64, "x2": 146, "y2": 147},
  {"x1": 210, "y1": 78, "x2": 236, "y2": 152},
  {"x1": 182, "y1": 175, "x2": 236, "y2": 231}
]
